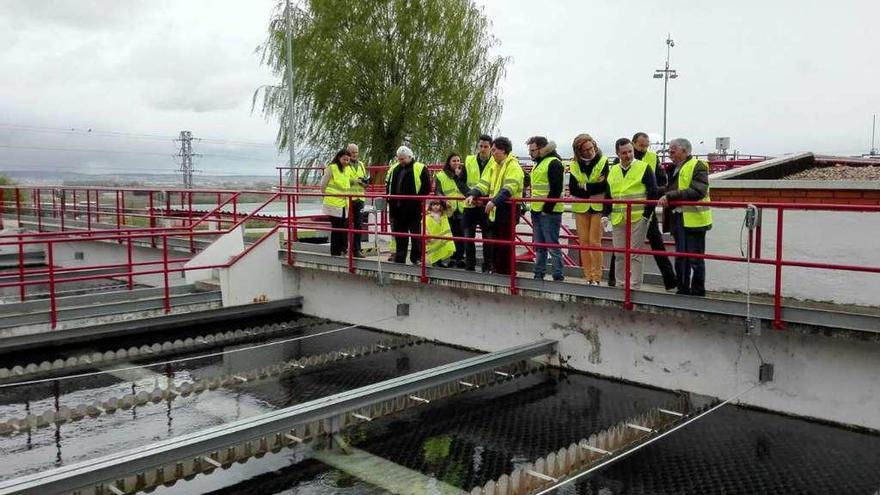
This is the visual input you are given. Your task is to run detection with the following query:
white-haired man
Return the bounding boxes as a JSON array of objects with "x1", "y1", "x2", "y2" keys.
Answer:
[
  {"x1": 386, "y1": 146, "x2": 431, "y2": 264},
  {"x1": 658, "y1": 138, "x2": 713, "y2": 296}
]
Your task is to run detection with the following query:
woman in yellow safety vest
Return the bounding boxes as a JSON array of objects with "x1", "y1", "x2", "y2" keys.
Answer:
[
  {"x1": 433, "y1": 153, "x2": 469, "y2": 267},
  {"x1": 425, "y1": 199, "x2": 456, "y2": 267},
  {"x1": 320, "y1": 149, "x2": 352, "y2": 256},
  {"x1": 569, "y1": 134, "x2": 610, "y2": 285}
]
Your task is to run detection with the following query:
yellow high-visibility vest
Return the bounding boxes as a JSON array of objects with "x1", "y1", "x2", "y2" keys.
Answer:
[
  {"x1": 323, "y1": 163, "x2": 351, "y2": 210},
  {"x1": 607, "y1": 160, "x2": 648, "y2": 226},
  {"x1": 434, "y1": 170, "x2": 463, "y2": 213},
  {"x1": 473, "y1": 154, "x2": 523, "y2": 221},
  {"x1": 425, "y1": 213, "x2": 455, "y2": 264},
  {"x1": 677, "y1": 157, "x2": 713, "y2": 228},
  {"x1": 529, "y1": 156, "x2": 564, "y2": 213},
  {"x1": 347, "y1": 160, "x2": 369, "y2": 202},
  {"x1": 569, "y1": 155, "x2": 608, "y2": 214}
]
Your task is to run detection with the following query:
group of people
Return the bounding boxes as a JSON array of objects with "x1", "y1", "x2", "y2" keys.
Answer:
[{"x1": 321, "y1": 132, "x2": 712, "y2": 296}]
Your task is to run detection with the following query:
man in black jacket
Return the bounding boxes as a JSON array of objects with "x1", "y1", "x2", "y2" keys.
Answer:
[
  {"x1": 527, "y1": 136, "x2": 565, "y2": 281},
  {"x1": 387, "y1": 146, "x2": 431, "y2": 264}
]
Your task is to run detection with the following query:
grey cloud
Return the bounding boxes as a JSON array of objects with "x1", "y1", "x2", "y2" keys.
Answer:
[{"x1": 0, "y1": 0, "x2": 152, "y2": 30}]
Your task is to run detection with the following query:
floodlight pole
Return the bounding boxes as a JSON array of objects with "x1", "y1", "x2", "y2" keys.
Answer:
[
  {"x1": 285, "y1": 0, "x2": 297, "y2": 191},
  {"x1": 654, "y1": 35, "x2": 677, "y2": 162}
]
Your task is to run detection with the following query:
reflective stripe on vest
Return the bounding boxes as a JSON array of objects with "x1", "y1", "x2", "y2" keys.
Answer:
[
  {"x1": 435, "y1": 170, "x2": 463, "y2": 213},
  {"x1": 347, "y1": 160, "x2": 368, "y2": 201},
  {"x1": 677, "y1": 157, "x2": 713, "y2": 228},
  {"x1": 569, "y1": 155, "x2": 608, "y2": 214},
  {"x1": 323, "y1": 163, "x2": 351, "y2": 209},
  {"x1": 529, "y1": 156, "x2": 564, "y2": 213},
  {"x1": 607, "y1": 160, "x2": 648, "y2": 226},
  {"x1": 425, "y1": 213, "x2": 455, "y2": 264}
]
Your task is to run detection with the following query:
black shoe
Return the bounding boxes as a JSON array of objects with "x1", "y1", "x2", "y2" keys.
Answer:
[
  {"x1": 481, "y1": 264, "x2": 494, "y2": 273},
  {"x1": 465, "y1": 266, "x2": 476, "y2": 272},
  {"x1": 455, "y1": 260, "x2": 467, "y2": 269},
  {"x1": 352, "y1": 252, "x2": 365, "y2": 259},
  {"x1": 675, "y1": 289, "x2": 691, "y2": 295},
  {"x1": 534, "y1": 273, "x2": 545, "y2": 280},
  {"x1": 608, "y1": 280, "x2": 616, "y2": 287},
  {"x1": 553, "y1": 275, "x2": 565, "y2": 282}
]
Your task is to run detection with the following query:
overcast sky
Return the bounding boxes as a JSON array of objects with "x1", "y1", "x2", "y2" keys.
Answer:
[{"x1": 2, "y1": 0, "x2": 879, "y2": 178}]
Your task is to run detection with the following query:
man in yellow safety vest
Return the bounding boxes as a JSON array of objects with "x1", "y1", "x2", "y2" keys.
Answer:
[
  {"x1": 658, "y1": 138, "x2": 713, "y2": 296},
  {"x1": 386, "y1": 146, "x2": 430, "y2": 264},
  {"x1": 601, "y1": 138, "x2": 658, "y2": 290},
  {"x1": 526, "y1": 136, "x2": 565, "y2": 281},
  {"x1": 462, "y1": 134, "x2": 494, "y2": 272},
  {"x1": 346, "y1": 143, "x2": 369, "y2": 258},
  {"x1": 464, "y1": 136, "x2": 524, "y2": 276}
]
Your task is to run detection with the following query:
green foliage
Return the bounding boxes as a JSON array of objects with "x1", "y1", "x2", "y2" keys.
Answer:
[{"x1": 256, "y1": 0, "x2": 508, "y2": 165}]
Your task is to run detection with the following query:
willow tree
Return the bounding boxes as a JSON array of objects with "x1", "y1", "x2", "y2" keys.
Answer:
[{"x1": 255, "y1": 0, "x2": 508, "y2": 165}]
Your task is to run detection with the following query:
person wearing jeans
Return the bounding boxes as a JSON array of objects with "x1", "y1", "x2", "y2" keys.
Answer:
[{"x1": 526, "y1": 136, "x2": 565, "y2": 281}]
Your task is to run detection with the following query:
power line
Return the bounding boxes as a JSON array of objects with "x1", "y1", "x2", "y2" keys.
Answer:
[
  {"x1": 0, "y1": 122, "x2": 279, "y2": 148},
  {"x1": 0, "y1": 144, "x2": 280, "y2": 162}
]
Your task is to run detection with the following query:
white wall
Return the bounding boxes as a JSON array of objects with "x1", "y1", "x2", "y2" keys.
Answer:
[
  {"x1": 184, "y1": 226, "x2": 244, "y2": 284},
  {"x1": 50, "y1": 240, "x2": 187, "y2": 288},
  {"x1": 220, "y1": 232, "x2": 284, "y2": 306},
  {"x1": 285, "y1": 266, "x2": 880, "y2": 430},
  {"x1": 704, "y1": 209, "x2": 880, "y2": 307}
]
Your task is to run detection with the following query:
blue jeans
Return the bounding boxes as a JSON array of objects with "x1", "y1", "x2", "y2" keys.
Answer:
[{"x1": 531, "y1": 211, "x2": 564, "y2": 280}]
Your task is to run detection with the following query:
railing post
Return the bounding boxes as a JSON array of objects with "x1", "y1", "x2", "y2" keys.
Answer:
[
  {"x1": 188, "y1": 191, "x2": 195, "y2": 253},
  {"x1": 348, "y1": 195, "x2": 355, "y2": 274},
  {"x1": 120, "y1": 190, "x2": 125, "y2": 225},
  {"x1": 216, "y1": 192, "x2": 222, "y2": 230},
  {"x1": 15, "y1": 188, "x2": 21, "y2": 226},
  {"x1": 754, "y1": 207, "x2": 763, "y2": 259},
  {"x1": 232, "y1": 194, "x2": 238, "y2": 225},
  {"x1": 127, "y1": 233, "x2": 134, "y2": 291},
  {"x1": 509, "y1": 198, "x2": 518, "y2": 295},
  {"x1": 35, "y1": 188, "x2": 42, "y2": 232},
  {"x1": 0, "y1": 188, "x2": 4, "y2": 230},
  {"x1": 773, "y1": 208, "x2": 785, "y2": 330},
  {"x1": 420, "y1": 197, "x2": 428, "y2": 283},
  {"x1": 162, "y1": 235, "x2": 171, "y2": 313},
  {"x1": 623, "y1": 202, "x2": 633, "y2": 310},
  {"x1": 291, "y1": 191, "x2": 298, "y2": 264},
  {"x1": 51, "y1": 188, "x2": 57, "y2": 218},
  {"x1": 86, "y1": 190, "x2": 92, "y2": 232},
  {"x1": 17, "y1": 233, "x2": 25, "y2": 302},
  {"x1": 59, "y1": 189, "x2": 65, "y2": 231},
  {"x1": 115, "y1": 190, "x2": 121, "y2": 231},
  {"x1": 71, "y1": 189, "x2": 77, "y2": 220},
  {"x1": 148, "y1": 191, "x2": 156, "y2": 248},
  {"x1": 95, "y1": 189, "x2": 101, "y2": 224},
  {"x1": 286, "y1": 193, "x2": 293, "y2": 266},
  {"x1": 47, "y1": 240, "x2": 57, "y2": 329}
]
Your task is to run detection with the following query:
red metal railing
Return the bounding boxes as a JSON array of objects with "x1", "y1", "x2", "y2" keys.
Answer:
[{"x1": 2, "y1": 184, "x2": 878, "y2": 331}]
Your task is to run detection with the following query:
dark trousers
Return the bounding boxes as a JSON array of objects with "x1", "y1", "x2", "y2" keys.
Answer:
[
  {"x1": 462, "y1": 207, "x2": 492, "y2": 269},
  {"x1": 672, "y1": 214, "x2": 707, "y2": 296},
  {"x1": 490, "y1": 207, "x2": 517, "y2": 275},
  {"x1": 647, "y1": 214, "x2": 677, "y2": 289},
  {"x1": 607, "y1": 213, "x2": 676, "y2": 288},
  {"x1": 329, "y1": 212, "x2": 348, "y2": 256},
  {"x1": 352, "y1": 200, "x2": 365, "y2": 254},
  {"x1": 450, "y1": 211, "x2": 464, "y2": 261},
  {"x1": 392, "y1": 215, "x2": 422, "y2": 264}
]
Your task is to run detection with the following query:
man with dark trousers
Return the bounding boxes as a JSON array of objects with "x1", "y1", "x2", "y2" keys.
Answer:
[
  {"x1": 659, "y1": 138, "x2": 713, "y2": 296},
  {"x1": 386, "y1": 145, "x2": 431, "y2": 265},
  {"x1": 462, "y1": 135, "x2": 494, "y2": 272},
  {"x1": 608, "y1": 132, "x2": 677, "y2": 290}
]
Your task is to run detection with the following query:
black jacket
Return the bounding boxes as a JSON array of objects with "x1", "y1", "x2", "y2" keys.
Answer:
[{"x1": 387, "y1": 160, "x2": 431, "y2": 220}]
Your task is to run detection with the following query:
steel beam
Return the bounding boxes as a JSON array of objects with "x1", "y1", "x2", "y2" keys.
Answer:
[{"x1": 0, "y1": 339, "x2": 555, "y2": 495}]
